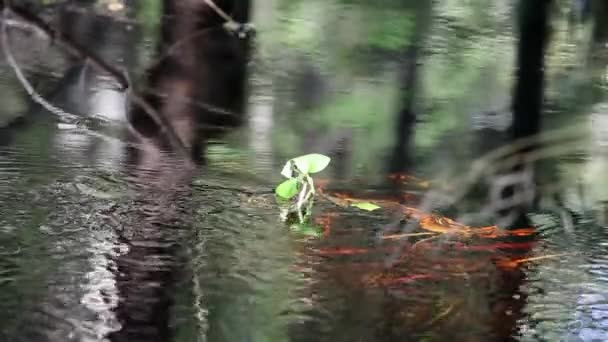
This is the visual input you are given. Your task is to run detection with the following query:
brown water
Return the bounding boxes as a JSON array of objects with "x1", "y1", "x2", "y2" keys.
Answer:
[{"x1": 0, "y1": 1, "x2": 608, "y2": 341}]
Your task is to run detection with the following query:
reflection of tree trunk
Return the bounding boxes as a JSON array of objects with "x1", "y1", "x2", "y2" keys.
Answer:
[
  {"x1": 388, "y1": 2, "x2": 431, "y2": 174},
  {"x1": 109, "y1": 1, "x2": 250, "y2": 341},
  {"x1": 587, "y1": 0, "x2": 608, "y2": 97},
  {"x1": 591, "y1": 0, "x2": 608, "y2": 47},
  {"x1": 486, "y1": 2, "x2": 551, "y2": 340},
  {"x1": 502, "y1": 0, "x2": 551, "y2": 228},
  {"x1": 108, "y1": 179, "x2": 192, "y2": 342},
  {"x1": 510, "y1": 0, "x2": 551, "y2": 140},
  {"x1": 128, "y1": 0, "x2": 250, "y2": 162},
  {"x1": 388, "y1": 46, "x2": 418, "y2": 174}
]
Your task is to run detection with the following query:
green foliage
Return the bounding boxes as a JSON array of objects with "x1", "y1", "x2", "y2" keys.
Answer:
[
  {"x1": 276, "y1": 154, "x2": 331, "y2": 199},
  {"x1": 288, "y1": 153, "x2": 331, "y2": 175},
  {"x1": 273, "y1": 84, "x2": 399, "y2": 180},
  {"x1": 135, "y1": 0, "x2": 162, "y2": 48},
  {"x1": 275, "y1": 178, "x2": 300, "y2": 199},
  {"x1": 365, "y1": 10, "x2": 414, "y2": 51}
]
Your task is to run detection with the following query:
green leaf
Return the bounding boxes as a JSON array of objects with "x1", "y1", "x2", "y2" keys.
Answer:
[
  {"x1": 292, "y1": 154, "x2": 331, "y2": 174},
  {"x1": 351, "y1": 202, "x2": 381, "y2": 211},
  {"x1": 275, "y1": 178, "x2": 300, "y2": 199}
]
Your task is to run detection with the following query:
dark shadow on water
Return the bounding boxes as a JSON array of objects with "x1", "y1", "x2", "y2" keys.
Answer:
[{"x1": 107, "y1": 1, "x2": 251, "y2": 341}]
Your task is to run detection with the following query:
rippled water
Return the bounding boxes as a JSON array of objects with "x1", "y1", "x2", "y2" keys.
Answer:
[
  {"x1": 3, "y1": 126, "x2": 608, "y2": 341},
  {"x1": 0, "y1": 1, "x2": 608, "y2": 341}
]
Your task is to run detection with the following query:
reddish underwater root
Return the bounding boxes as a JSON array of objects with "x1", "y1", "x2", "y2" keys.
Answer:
[
  {"x1": 312, "y1": 173, "x2": 547, "y2": 288},
  {"x1": 317, "y1": 176, "x2": 537, "y2": 239}
]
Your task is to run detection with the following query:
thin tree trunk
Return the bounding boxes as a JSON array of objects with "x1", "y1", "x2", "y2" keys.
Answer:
[{"x1": 389, "y1": 1, "x2": 431, "y2": 173}]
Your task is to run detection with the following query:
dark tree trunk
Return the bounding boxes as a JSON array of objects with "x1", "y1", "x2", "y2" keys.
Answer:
[
  {"x1": 388, "y1": 1, "x2": 431, "y2": 174},
  {"x1": 502, "y1": 0, "x2": 551, "y2": 229},
  {"x1": 128, "y1": 0, "x2": 250, "y2": 162},
  {"x1": 388, "y1": 47, "x2": 419, "y2": 174},
  {"x1": 591, "y1": 0, "x2": 608, "y2": 45},
  {"x1": 485, "y1": 2, "x2": 552, "y2": 340},
  {"x1": 510, "y1": 0, "x2": 551, "y2": 140}
]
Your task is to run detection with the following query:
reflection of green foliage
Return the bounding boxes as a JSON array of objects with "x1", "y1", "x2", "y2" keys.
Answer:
[
  {"x1": 364, "y1": 11, "x2": 414, "y2": 51},
  {"x1": 0, "y1": 200, "x2": 54, "y2": 336},
  {"x1": 284, "y1": 17, "x2": 321, "y2": 50},
  {"x1": 136, "y1": 0, "x2": 162, "y2": 38},
  {"x1": 9, "y1": 121, "x2": 59, "y2": 183},
  {"x1": 279, "y1": 2, "x2": 326, "y2": 52},
  {"x1": 270, "y1": 0, "x2": 415, "y2": 58},
  {"x1": 274, "y1": 83, "x2": 399, "y2": 178},
  {"x1": 0, "y1": 85, "x2": 26, "y2": 128},
  {"x1": 415, "y1": 1, "x2": 515, "y2": 149},
  {"x1": 308, "y1": 84, "x2": 396, "y2": 128},
  {"x1": 191, "y1": 189, "x2": 299, "y2": 342}
]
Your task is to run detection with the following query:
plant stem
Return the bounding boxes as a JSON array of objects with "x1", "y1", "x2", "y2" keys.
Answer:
[{"x1": 296, "y1": 181, "x2": 308, "y2": 223}]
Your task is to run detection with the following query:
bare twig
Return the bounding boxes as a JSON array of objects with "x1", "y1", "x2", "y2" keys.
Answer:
[
  {"x1": 202, "y1": 0, "x2": 235, "y2": 24},
  {"x1": 0, "y1": 17, "x2": 46, "y2": 36},
  {"x1": 201, "y1": 0, "x2": 254, "y2": 37},
  {"x1": 149, "y1": 89, "x2": 240, "y2": 117}
]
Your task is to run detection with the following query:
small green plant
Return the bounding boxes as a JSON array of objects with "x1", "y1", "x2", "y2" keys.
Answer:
[
  {"x1": 275, "y1": 153, "x2": 331, "y2": 223},
  {"x1": 275, "y1": 154, "x2": 381, "y2": 237}
]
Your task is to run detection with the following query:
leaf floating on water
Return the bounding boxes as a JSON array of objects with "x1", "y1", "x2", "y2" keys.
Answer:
[
  {"x1": 275, "y1": 178, "x2": 299, "y2": 199},
  {"x1": 351, "y1": 202, "x2": 381, "y2": 211}
]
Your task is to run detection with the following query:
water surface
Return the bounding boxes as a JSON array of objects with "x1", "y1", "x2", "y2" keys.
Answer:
[{"x1": 0, "y1": 1, "x2": 608, "y2": 341}]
